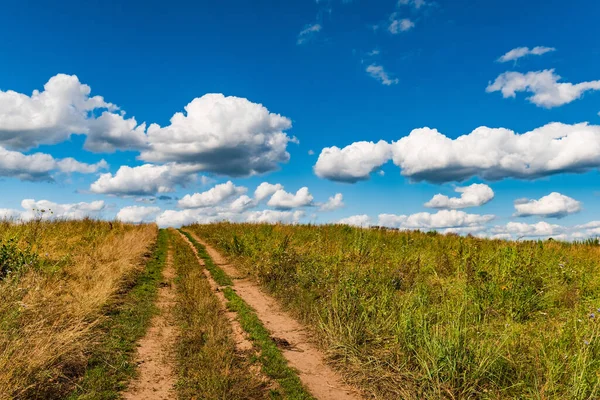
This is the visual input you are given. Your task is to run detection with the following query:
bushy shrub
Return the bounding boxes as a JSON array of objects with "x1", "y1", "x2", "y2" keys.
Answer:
[{"x1": 0, "y1": 237, "x2": 38, "y2": 279}]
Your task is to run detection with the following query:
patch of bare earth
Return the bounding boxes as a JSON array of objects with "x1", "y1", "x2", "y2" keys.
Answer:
[
  {"x1": 184, "y1": 231, "x2": 363, "y2": 400},
  {"x1": 123, "y1": 249, "x2": 177, "y2": 400}
]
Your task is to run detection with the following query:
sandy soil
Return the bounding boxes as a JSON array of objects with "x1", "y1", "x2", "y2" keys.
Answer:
[{"x1": 122, "y1": 250, "x2": 177, "y2": 400}]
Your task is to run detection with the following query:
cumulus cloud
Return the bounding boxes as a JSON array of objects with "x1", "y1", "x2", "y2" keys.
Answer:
[
  {"x1": 486, "y1": 69, "x2": 600, "y2": 108},
  {"x1": 297, "y1": 23, "x2": 322, "y2": 45},
  {"x1": 338, "y1": 214, "x2": 371, "y2": 226},
  {"x1": 391, "y1": 122, "x2": 600, "y2": 183},
  {"x1": 425, "y1": 183, "x2": 494, "y2": 209},
  {"x1": 140, "y1": 94, "x2": 296, "y2": 177},
  {"x1": 1, "y1": 199, "x2": 106, "y2": 221},
  {"x1": 116, "y1": 206, "x2": 161, "y2": 223},
  {"x1": 0, "y1": 146, "x2": 108, "y2": 181},
  {"x1": 497, "y1": 46, "x2": 556, "y2": 63},
  {"x1": 514, "y1": 192, "x2": 582, "y2": 218},
  {"x1": 379, "y1": 210, "x2": 494, "y2": 230},
  {"x1": 254, "y1": 182, "x2": 284, "y2": 202},
  {"x1": 90, "y1": 163, "x2": 200, "y2": 196},
  {"x1": 156, "y1": 208, "x2": 215, "y2": 228},
  {"x1": 85, "y1": 112, "x2": 148, "y2": 152},
  {"x1": 0, "y1": 74, "x2": 146, "y2": 152},
  {"x1": 229, "y1": 195, "x2": 256, "y2": 212},
  {"x1": 319, "y1": 193, "x2": 344, "y2": 211},
  {"x1": 267, "y1": 187, "x2": 314, "y2": 209},
  {"x1": 316, "y1": 122, "x2": 600, "y2": 184},
  {"x1": 314, "y1": 140, "x2": 391, "y2": 182},
  {"x1": 490, "y1": 221, "x2": 564, "y2": 240},
  {"x1": 0, "y1": 209, "x2": 23, "y2": 220},
  {"x1": 246, "y1": 210, "x2": 305, "y2": 224},
  {"x1": 178, "y1": 181, "x2": 247, "y2": 209},
  {"x1": 366, "y1": 64, "x2": 399, "y2": 86}
]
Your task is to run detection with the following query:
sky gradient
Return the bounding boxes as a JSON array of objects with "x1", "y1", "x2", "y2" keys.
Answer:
[{"x1": 1, "y1": 0, "x2": 599, "y2": 240}]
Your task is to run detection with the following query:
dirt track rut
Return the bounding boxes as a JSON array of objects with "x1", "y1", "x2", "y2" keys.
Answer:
[
  {"x1": 123, "y1": 249, "x2": 177, "y2": 400},
  {"x1": 184, "y1": 231, "x2": 363, "y2": 400}
]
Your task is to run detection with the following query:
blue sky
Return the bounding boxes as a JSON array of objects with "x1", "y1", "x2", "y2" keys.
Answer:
[{"x1": 1, "y1": 0, "x2": 599, "y2": 239}]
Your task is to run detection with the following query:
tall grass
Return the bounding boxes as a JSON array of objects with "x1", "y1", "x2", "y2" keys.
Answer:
[
  {"x1": 188, "y1": 223, "x2": 600, "y2": 399},
  {"x1": 0, "y1": 219, "x2": 157, "y2": 399}
]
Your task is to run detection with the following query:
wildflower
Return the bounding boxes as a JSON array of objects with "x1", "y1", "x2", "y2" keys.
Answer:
[
  {"x1": 584, "y1": 340, "x2": 590, "y2": 346},
  {"x1": 590, "y1": 313, "x2": 596, "y2": 319}
]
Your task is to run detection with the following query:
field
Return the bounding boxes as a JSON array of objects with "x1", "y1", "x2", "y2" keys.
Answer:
[
  {"x1": 1, "y1": 219, "x2": 599, "y2": 399},
  {"x1": 187, "y1": 223, "x2": 600, "y2": 399}
]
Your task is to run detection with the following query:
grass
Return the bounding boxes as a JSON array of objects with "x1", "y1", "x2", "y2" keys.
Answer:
[
  {"x1": 170, "y1": 229, "x2": 268, "y2": 399},
  {"x1": 67, "y1": 229, "x2": 168, "y2": 399},
  {"x1": 187, "y1": 222, "x2": 600, "y2": 400},
  {"x1": 179, "y1": 229, "x2": 232, "y2": 286},
  {"x1": 0, "y1": 219, "x2": 157, "y2": 399},
  {"x1": 180, "y1": 229, "x2": 315, "y2": 400}
]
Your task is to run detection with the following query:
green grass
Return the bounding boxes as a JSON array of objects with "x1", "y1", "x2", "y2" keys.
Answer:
[
  {"x1": 179, "y1": 229, "x2": 232, "y2": 286},
  {"x1": 170, "y1": 230, "x2": 267, "y2": 399},
  {"x1": 180, "y1": 229, "x2": 314, "y2": 400},
  {"x1": 67, "y1": 229, "x2": 168, "y2": 400},
  {"x1": 187, "y1": 222, "x2": 600, "y2": 400}
]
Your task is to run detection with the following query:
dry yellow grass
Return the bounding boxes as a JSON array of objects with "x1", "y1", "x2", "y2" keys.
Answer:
[{"x1": 0, "y1": 219, "x2": 157, "y2": 399}]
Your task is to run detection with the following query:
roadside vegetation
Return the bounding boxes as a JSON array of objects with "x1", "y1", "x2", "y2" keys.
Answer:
[
  {"x1": 0, "y1": 219, "x2": 157, "y2": 399},
  {"x1": 180, "y1": 230, "x2": 315, "y2": 400},
  {"x1": 187, "y1": 223, "x2": 600, "y2": 399}
]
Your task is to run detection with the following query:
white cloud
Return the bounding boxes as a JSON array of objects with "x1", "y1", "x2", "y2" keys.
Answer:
[
  {"x1": 85, "y1": 111, "x2": 148, "y2": 152},
  {"x1": 156, "y1": 208, "x2": 215, "y2": 228},
  {"x1": 254, "y1": 182, "x2": 284, "y2": 202},
  {"x1": 116, "y1": 206, "x2": 161, "y2": 223},
  {"x1": 514, "y1": 192, "x2": 582, "y2": 218},
  {"x1": 140, "y1": 94, "x2": 296, "y2": 177},
  {"x1": 56, "y1": 158, "x2": 109, "y2": 174},
  {"x1": 497, "y1": 46, "x2": 556, "y2": 63},
  {"x1": 178, "y1": 181, "x2": 247, "y2": 209},
  {"x1": 229, "y1": 195, "x2": 256, "y2": 212},
  {"x1": 338, "y1": 214, "x2": 371, "y2": 226},
  {"x1": 491, "y1": 221, "x2": 564, "y2": 239},
  {"x1": 486, "y1": 69, "x2": 600, "y2": 108},
  {"x1": 391, "y1": 122, "x2": 600, "y2": 183},
  {"x1": 319, "y1": 193, "x2": 344, "y2": 211},
  {"x1": 389, "y1": 17, "x2": 415, "y2": 34},
  {"x1": 0, "y1": 74, "x2": 146, "y2": 152},
  {"x1": 0, "y1": 209, "x2": 23, "y2": 220},
  {"x1": 425, "y1": 183, "x2": 494, "y2": 209},
  {"x1": 316, "y1": 122, "x2": 600, "y2": 183},
  {"x1": 90, "y1": 163, "x2": 200, "y2": 196},
  {"x1": 379, "y1": 210, "x2": 494, "y2": 229},
  {"x1": 8, "y1": 199, "x2": 106, "y2": 221},
  {"x1": 487, "y1": 220, "x2": 600, "y2": 241},
  {"x1": 0, "y1": 146, "x2": 108, "y2": 181},
  {"x1": 314, "y1": 140, "x2": 392, "y2": 182},
  {"x1": 366, "y1": 64, "x2": 399, "y2": 86},
  {"x1": 267, "y1": 187, "x2": 314, "y2": 209},
  {"x1": 246, "y1": 210, "x2": 304, "y2": 224},
  {"x1": 297, "y1": 23, "x2": 322, "y2": 45}
]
